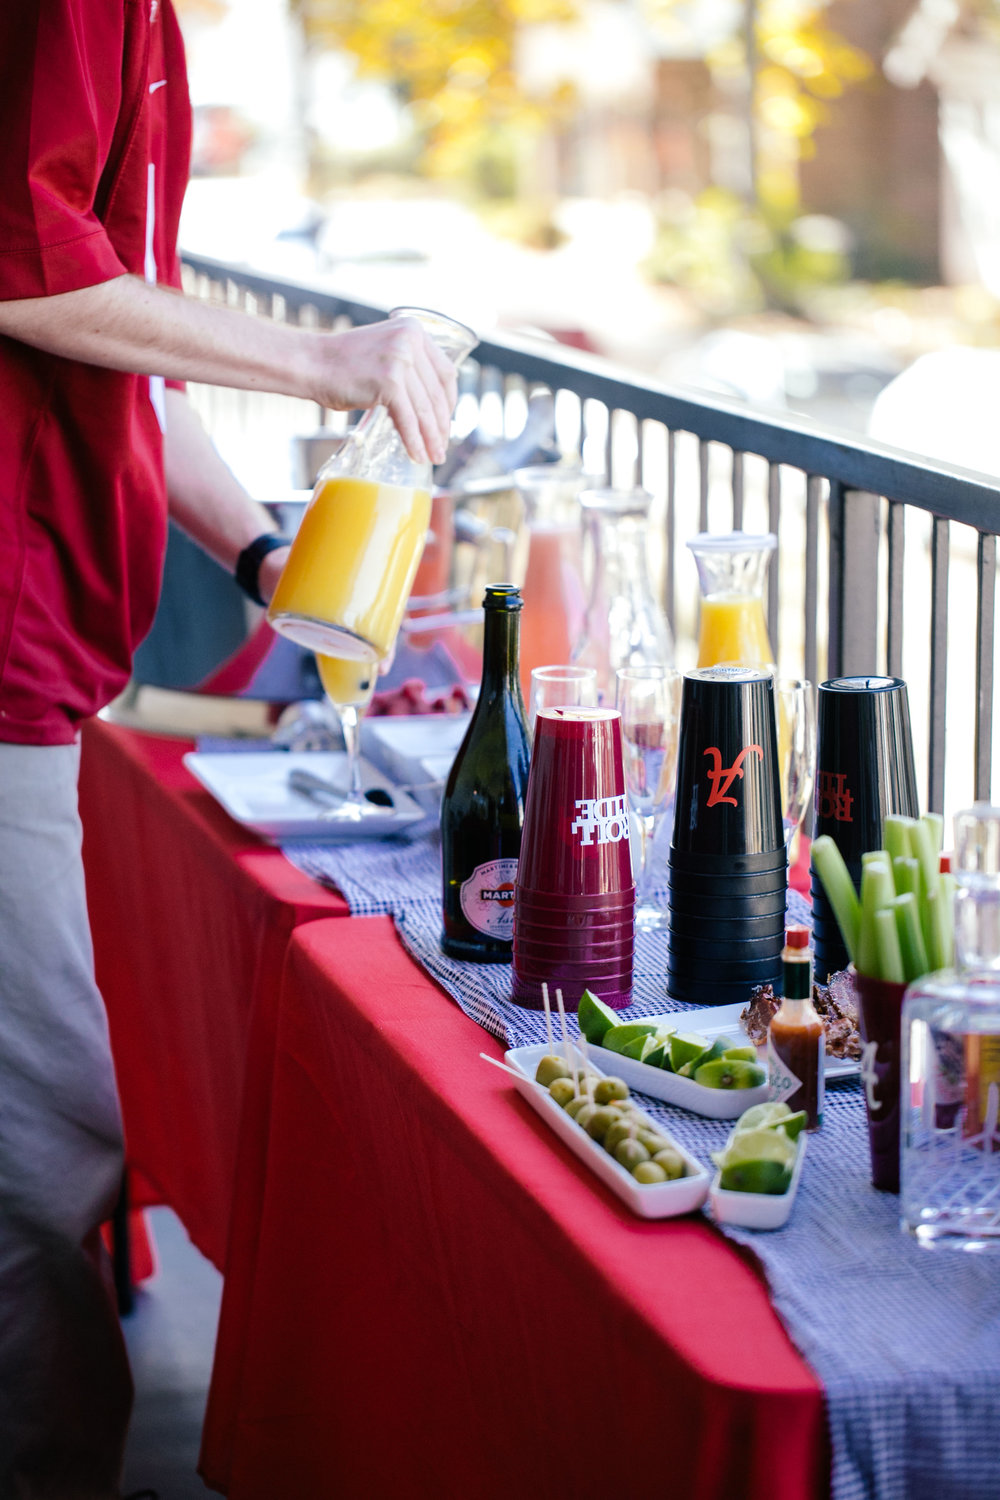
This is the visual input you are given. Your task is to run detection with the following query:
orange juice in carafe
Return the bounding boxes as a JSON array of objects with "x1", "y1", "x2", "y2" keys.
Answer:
[
  {"x1": 267, "y1": 305, "x2": 478, "y2": 662},
  {"x1": 687, "y1": 531, "x2": 777, "y2": 668},
  {"x1": 697, "y1": 594, "x2": 774, "y2": 668},
  {"x1": 269, "y1": 474, "x2": 431, "y2": 660}
]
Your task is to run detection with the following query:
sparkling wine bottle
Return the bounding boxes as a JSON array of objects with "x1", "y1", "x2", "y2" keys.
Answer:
[{"x1": 440, "y1": 585, "x2": 531, "y2": 962}]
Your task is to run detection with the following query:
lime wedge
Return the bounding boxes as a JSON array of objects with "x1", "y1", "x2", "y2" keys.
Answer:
[
  {"x1": 577, "y1": 990, "x2": 619, "y2": 1046},
  {"x1": 601, "y1": 1022, "x2": 661, "y2": 1056},
  {"x1": 669, "y1": 1031, "x2": 710, "y2": 1072},
  {"x1": 733, "y1": 1102, "x2": 792, "y2": 1133},
  {"x1": 722, "y1": 1127, "x2": 797, "y2": 1168},
  {"x1": 777, "y1": 1111, "x2": 808, "y2": 1141},
  {"x1": 719, "y1": 1159, "x2": 792, "y2": 1195}
]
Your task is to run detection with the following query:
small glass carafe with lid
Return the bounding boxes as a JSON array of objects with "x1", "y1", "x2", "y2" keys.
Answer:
[
  {"x1": 900, "y1": 804, "x2": 1000, "y2": 1251},
  {"x1": 687, "y1": 531, "x2": 777, "y2": 668}
]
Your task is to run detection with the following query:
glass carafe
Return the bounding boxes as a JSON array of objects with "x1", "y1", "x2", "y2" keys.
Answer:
[
  {"x1": 268, "y1": 307, "x2": 478, "y2": 661},
  {"x1": 512, "y1": 464, "x2": 588, "y2": 701},
  {"x1": 571, "y1": 487, "x2": 674, "y2": 701},
  {"x1": 901, "y1": 805, "x2": 1000, "y2": 1251},
  {"x1": 687, "y1": 531, "x2": 777, "y2": 668}
]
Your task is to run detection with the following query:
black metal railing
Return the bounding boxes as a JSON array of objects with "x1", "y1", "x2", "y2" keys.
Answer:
[{"x1": 181, "y1": 251, "x2": 1000, "y2": 819}]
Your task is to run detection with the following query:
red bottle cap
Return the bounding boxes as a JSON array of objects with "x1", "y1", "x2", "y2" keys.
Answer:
[{"x1": 784, "y1": 924, "x2": 810, "y2": 950}]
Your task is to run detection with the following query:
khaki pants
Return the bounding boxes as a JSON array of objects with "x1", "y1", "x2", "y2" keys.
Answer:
[{"x1": 0, "y1": 741, "x2": 132, "y2": 1500}]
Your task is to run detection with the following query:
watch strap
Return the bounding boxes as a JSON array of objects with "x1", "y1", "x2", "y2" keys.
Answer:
[{"x1": 234, "y1": 533, "x2": 291, "y2": 607}]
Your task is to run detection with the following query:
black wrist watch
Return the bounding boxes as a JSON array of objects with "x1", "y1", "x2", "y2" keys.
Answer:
[{"x1": 234, "y1": 533, "x2": 291, "y2": 607}]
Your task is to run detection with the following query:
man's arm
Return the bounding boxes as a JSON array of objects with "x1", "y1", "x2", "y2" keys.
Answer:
[
  {"x1": 0, "y1": 274, "x2": 457, "y2": 465},
  {"x1": 161, "y1": 388, "x2": 289, "y2": 603}
]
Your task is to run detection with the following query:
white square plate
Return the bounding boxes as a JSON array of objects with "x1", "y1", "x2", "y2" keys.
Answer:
[
  {"x1": 504, "y1": 1043, "x2": 711, "y2": 1220},
  {"x1": 183, "y1": 750, "x2": 426, "y2": 842}
]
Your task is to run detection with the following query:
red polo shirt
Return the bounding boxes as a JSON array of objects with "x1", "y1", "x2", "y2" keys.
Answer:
[{"x1": 0, "y1": 0, "x2": 192, "y2": 744}]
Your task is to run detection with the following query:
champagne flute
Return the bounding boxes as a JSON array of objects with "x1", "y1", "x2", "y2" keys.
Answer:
[
  {"x1": 315, "y1": 654, "x2": 379, "y2": 818},
  {"x1": 776, "y1": 677, "x2": 817, "y2": 852},
  {"x1": 614, "y1": 665, "x2": 682, "y2": 930},
  {"x1": 527, "y1": 664, "x2": 598, "y2": 736}
]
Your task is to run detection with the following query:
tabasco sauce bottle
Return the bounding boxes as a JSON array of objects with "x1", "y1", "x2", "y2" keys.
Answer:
[{"x1": 767, "y1": 925, "x2": 825, "y2": 1129}]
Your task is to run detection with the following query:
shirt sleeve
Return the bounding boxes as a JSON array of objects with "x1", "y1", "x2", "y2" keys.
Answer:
[{"x1": 0, "y1": 3, "x2": 132, "y2": 300}]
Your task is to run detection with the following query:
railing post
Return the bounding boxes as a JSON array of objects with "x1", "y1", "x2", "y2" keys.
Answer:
[{"x1": 827, "y1": 484, "x2": 880, "y2": 678}]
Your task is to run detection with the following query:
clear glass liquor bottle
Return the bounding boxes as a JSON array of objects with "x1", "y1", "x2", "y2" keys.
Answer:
[{"x1": 900, "y1": 805, "x2": 1000, "y2": 1250}]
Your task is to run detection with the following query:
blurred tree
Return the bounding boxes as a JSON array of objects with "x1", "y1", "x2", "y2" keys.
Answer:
[{"x1": 292, "y1": 0, "x2": 579, "y2": 192}]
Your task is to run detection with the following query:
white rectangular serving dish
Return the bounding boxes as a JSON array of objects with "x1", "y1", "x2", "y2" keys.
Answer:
[
  {"x1": 183, "y1": 750, "x2": 426, "y2": 842},
  {"x1": 588, "y1": 1016, "x2": 770, "y2": 1120},
  {"x1": 587, "y1": 1000, "x2": 857, "y2": 1117},
  {"x1": 359, "y1": 714, "x2": 470, "y2": 814},
  {"x1": 708, "y1": 1132, "x2": 807, "y2": 1231},
  {"x1": 505, "y1": 1043, "x2": 710, "y2": 1220}
]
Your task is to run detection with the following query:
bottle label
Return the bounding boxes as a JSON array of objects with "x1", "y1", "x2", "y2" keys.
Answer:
[
  {"x1": 459, "y1": 859, "x2": 519, "y2": 939},
  {"x1": 767, "y1": 1036, "x2": 803, "y2": 1107}
]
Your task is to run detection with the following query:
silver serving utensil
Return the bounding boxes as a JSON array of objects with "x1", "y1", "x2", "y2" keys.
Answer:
[{"x1": 287, "y1": 767, "x2": 395, "y2": 810}]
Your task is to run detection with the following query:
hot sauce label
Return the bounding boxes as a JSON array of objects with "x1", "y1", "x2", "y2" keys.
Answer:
[
  {"x1": 460, "y1": 859, "x2": 518, "y2": 938},
  {"x1": 817, "y1": 770, "x2": 854, "y2": 823},
  {"x1": 570, "y1": 795, "x2": 630, "y2": 846},
  {"x1": 704, "y1": 745, "x2": 763, "y2": 807},
  {"x1": 767, "y1": 1038, "x2": 804, "y2": 1106}
]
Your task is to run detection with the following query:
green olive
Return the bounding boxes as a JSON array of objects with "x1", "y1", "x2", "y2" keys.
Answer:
[
  {"x1": 652, "y1": 1146, "x2": 686, "y2": 1181},
  {"x1": 636, "y1": 1128, "x2": 671, "y2": 1155},
  {"x1": 548, "y1": 1077, "x2": 577, "y2": 1108},
  {"x1": 564, "y1": 1096, "x2": 589, "y2": 1120},
  {"x1": 603, "y1": 1119, "x2": 637, "y2": 1156},
  {"x1": 593, "y1": 1076, "x2": 630, "y2": 1105},
  {"x1": 615, "y1": 1138, "x2": 651, "y2": 1170},
  {"x1": 584, "y1": 1105, "x2": 621, "y2": 1142},
  {"x1": 535, "y1": 1054, "x2": 571, "y2": 1087},
  {"x1": 574, "y1": 1103, "x2": 600, "y2": 1133},
  {"x1": 632, "y1": 1160, "x2": 668, "y2": 1184}
]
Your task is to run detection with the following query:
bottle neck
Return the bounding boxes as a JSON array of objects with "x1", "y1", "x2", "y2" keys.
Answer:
[
  {"x1": 955, "y1": 878, "x2": 1000, "y2": 972},
  {"x1": 481, "y1": 606, "x2": 522, "y2": 700},
  {"x1": 782, "y1": 950, "x2": 812, "y2": 1000}
]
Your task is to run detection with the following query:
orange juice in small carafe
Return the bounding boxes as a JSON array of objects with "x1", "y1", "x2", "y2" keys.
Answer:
[
  {"x1": 268, "y1": 307, "x2": 478, "y2": 661},
  {"x1": 687, "y1": 531, "x2": 777, "y2": 669}
]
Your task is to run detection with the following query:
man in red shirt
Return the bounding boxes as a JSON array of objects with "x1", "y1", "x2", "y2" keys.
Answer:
[{"x1": 0, "y1": 5, "x2": 456, "y2": 1495}]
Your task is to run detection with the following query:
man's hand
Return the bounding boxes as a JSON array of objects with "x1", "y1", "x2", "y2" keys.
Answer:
[{"x1": 314, "y1": 318, "x2": 459, "y2": 466}]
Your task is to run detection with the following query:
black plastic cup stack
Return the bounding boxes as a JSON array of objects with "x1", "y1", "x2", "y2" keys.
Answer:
[
  {"x1": 666, "y1": 666, "x2": 786, "y2": 1005},
  {"x1": 809, "y1": 675, "x2": 919, "y2": 982}
]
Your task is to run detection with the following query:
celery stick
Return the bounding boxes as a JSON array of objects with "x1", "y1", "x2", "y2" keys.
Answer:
[
  {"x1": 924, "y1": 887, "x2": 952, "y2": 972},
  {"x1": 858, "y1": 860, "x2": 895, "y2": 979},
  {"x1": 883, "y1": 815, "x2": 916, "y2": 864},
  {"x1": 909, "y1": 818, "x2": 939, "y2": 901},
  {"x1": 862, "y1": 849, "x2": 890, "y2": 869},
  {"x1": 923, "y1": 812, "x2": 944, "y2": 853},
  {"x1": 874, "y1": 907, "x2": 906, "y2": 985},
  {"x1": 892, "y1": 892, "x2": 930, "y2": 982},
  {"x1": 811, "y1": 835, "x2": 860, "y2": 962},
  {"x1": 892, "y1": 855, "x2": 920, "y2": 897}
]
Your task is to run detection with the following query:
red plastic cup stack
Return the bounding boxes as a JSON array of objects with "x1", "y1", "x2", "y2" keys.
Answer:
[{"x1": 512, "y1": 706, "x2": 635, "y2": 1010}]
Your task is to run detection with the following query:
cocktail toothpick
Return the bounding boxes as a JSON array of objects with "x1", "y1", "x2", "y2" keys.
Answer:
[
  {"x1": 541, "y1": 982, "x2": 555, "y2": 1053},
  {"x1": 554, "y1": 986, "x2": 576, "y2": 1093},
  {"x1": 479, "y1": 1052, "x2": 529, "y2": 1081}
]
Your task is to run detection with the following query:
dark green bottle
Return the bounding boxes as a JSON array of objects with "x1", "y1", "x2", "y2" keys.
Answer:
[{"x1": 440, "y1": 584, "x2": 531, "y2": 961}]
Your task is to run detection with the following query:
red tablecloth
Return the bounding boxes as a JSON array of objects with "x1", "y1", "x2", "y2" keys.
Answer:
[
  {"x1": 79, "y1": 719, "x2": 348, "y2": 1268},
  {"x1": 202, "y1": 916, "x2": 826, "y2": 1500}
]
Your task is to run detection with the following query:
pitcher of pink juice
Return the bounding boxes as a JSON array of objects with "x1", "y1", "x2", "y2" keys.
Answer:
[
  {"x1": 268, "y1": 308, "x2": 478, "y2": 662},
  {"x1": 512, "y1": 465, "x2": 589, "y2": 700}
]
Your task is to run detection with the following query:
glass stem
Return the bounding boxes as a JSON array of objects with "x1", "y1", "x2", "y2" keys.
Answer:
[{"x1": 341, "y1": 706, "x2": 363, "y2": 799}]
